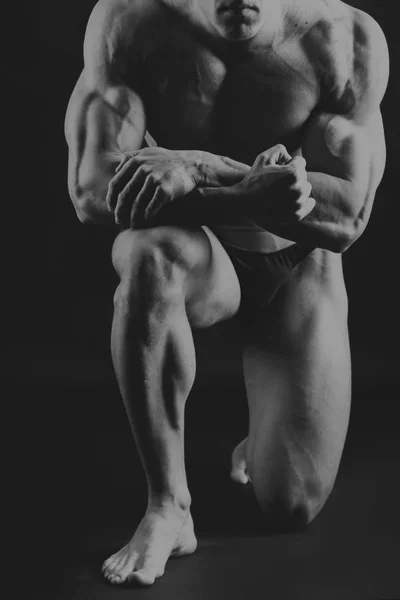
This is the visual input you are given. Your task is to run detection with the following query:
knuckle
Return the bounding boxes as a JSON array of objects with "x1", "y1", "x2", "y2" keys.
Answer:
[
  {"x1": 286, "y1": 170, "x2": 298, "y2": 185},
  {"x1": 161, "y1": 181, "x2": 172, "y2": 194}
]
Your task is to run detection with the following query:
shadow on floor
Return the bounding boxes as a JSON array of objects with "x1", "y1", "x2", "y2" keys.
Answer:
[{"x1": 2, "y1": 345, "x2": 400, "y2": 599}]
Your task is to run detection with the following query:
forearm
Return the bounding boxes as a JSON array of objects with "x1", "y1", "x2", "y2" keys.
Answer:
[
  {"x1": 265, "y1": 172, "x2": 364, "y2": 252},
  {"x1": 72, "y1": 151, "x2": 123, "y2": 227}
]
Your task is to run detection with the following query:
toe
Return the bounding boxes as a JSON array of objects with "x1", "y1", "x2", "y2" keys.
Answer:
[
  {"x1": 128, "y1": 568, "x2": 159, "y2": 586},
  {"x1": 114, "y1": 555, "x2": 138, "y2": 583},
  {"x1": 102, "y1": 555, "x2": 117, "y2": 572},
  {"x1": 102, "y1": 550, "x2": 123, "y2": 573},
  {"x1": 108, "y1": 555, "x2": 127, "y2": 577}
]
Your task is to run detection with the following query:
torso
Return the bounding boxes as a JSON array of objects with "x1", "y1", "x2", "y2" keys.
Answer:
[
  {"x1": 127, "y1": 0, "x2": 355, "y2": 161},
  {"x1": 117, "y1": 0, "x2": 357, "y2": 261}
]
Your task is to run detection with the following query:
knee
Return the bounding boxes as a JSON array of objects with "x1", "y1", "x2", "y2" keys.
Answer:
[
  {"x1": 112, "y1": 229, "x2": 187, "y2": 310},
  {"x1": 259, "y1": 499, "x2": 317, "y2": 534}
]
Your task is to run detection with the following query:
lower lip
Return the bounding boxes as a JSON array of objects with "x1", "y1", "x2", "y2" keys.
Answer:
[
  {"x1": 224, "y1": 7, "x2": 256, "y2": 16},
  {"x1": 225, "y1": 6, "x2": 255, "y2": 10}
]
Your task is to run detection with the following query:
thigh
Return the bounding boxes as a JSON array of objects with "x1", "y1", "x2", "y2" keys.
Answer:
[
  {"x1": 112, "y1": 225, "x2": 242, "y2": 329},
  {"x1": 243, "y1": 250, "x2": 351, "y2": 523}
]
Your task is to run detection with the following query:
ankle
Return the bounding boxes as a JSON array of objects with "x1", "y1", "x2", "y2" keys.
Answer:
[{"x1": 148, "y1": 490, "x2": 191, "y2": 515}]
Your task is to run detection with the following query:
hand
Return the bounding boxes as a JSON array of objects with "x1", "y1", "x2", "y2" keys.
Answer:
[
  {"x1": 257, "y1": 143, "x2": 293, "y2": 166},
  {"x1": 106, "y1": 147, "x2": 200, "y2": 228},
  {"x1": 234, "y1": 145, "x2": 315, "y2": 224}
]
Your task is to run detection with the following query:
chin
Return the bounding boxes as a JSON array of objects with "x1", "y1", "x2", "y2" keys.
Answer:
[
  {"x1": 219, "y1": 25, "x2": 260, "y2": 40},
  {"x1": 216, "y1": 12, "x2": 262, "y2": 41}
]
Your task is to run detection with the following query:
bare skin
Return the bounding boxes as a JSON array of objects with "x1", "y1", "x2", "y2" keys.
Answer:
[{"x1": 65, "y1": 0, "x2": 388, "y2": 587}]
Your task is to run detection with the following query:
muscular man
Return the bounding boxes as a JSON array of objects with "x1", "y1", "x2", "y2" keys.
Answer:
[{"x1": 65, "y1": 0, "x2": 388, "y2": 587}]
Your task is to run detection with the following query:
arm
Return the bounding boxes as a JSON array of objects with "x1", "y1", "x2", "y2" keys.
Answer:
[
  {"x1": 64, "y1": 0, "x2": 146, "y2": 225},
  {"x1": 268, "y1": 109, "x2": 387, "y2": 252},
  {"x1": 259, "y1": 13, "x2": 389, "y2": 252}
]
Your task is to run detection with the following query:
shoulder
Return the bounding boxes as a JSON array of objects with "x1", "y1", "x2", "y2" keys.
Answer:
[
  {"x1": 299, "y1": 0, "x2": 389, "y2": 120},
  {"x1": 83, "y1": 0, "x2": 165, "y2": 86},
  {"x1": 350, "y1": 5, "x2": 389, "y2": 114},
  {"x1": 85, "y1": 0, "x2": 162, "y2": 36}
]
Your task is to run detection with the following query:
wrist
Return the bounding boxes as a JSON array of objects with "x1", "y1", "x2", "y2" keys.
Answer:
[
  {"x1": 178, "y1": 150, "x2": 207, "y2": 186},
  {"x1": 184, "y1": 151, "x2": 249, "y2": 187}
]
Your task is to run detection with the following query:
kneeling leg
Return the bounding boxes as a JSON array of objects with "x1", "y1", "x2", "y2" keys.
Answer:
[{"x1": 242, "y1": 265, "x2": 351, "y2": 532}]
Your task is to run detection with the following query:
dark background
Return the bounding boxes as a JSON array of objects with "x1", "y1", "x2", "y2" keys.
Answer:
[{"x1": 3, "y1": 1, "x2": 400, "y2": 598}]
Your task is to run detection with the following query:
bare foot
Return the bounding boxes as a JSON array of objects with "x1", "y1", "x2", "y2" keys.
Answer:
[
  {"x1": 102, "y1": 508, "x2": 197, "y2": 586},
  {"x1": 230, "y1": 437, "x2": 251, "y2": 484}
]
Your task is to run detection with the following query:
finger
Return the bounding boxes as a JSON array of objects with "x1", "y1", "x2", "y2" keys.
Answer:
[
  {"x1": 144, "y1": 187, "x2": 167, "y2": 223},
  {"x1": 114, "y1": 169, "x2": 147, "y2": 225},
  {"x1": 115, "y1": 150, "x2": 143, "y2": 173},
  {"x1": 115, "y1": 155, "x2": 130, "y2": 173},
  {"x1": 275, "y1": 145, "x2": 292, "y2": 165},
  {"x1": 260, "y1": 144, "x2": 292, "y2": 166},
  {"x1": 107, "y1": 156, "x2": 141, "y2": 211},
  {"x1": 130, "y1": 175, "x2": 157, "y2": 229},
  {"x1": 258, "y1": 144, "x2": 284, "y2": 165}
]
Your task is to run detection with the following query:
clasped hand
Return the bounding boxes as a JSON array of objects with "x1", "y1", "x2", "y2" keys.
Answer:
[
  {"x1": 231, "y1": 144, "x2": 316, "y2": 225},
  {"x1": 106, "y1": 144, "x2": 315, "y2": 228}
]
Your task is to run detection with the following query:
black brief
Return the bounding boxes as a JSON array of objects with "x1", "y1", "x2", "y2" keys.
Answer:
[{"x1": 221, "y1": 242, "x2": 315, "y2": 319}]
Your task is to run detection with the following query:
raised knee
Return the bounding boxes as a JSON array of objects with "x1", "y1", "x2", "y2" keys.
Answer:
[
  {"x1": 113, "y1": 229, "x2": 179, "y2": 282},
  {"x1": 112, "y1": 229, "x2": 187, "y2": 312},
  {"x1": 255, "y1": 479, "x2": 331, "y2": 534}
]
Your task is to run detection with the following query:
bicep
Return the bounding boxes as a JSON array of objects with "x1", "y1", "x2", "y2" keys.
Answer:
[
  {"x1": 65, "y1": 0, "x2": 146, "y2": 200},
  {"x1": 301, "y1": 110, "x2": 386, "y2": 218},
  {"x1": 65, "y1": 75, "x2": 145, "y2": 201},
  {"x1": 66, "y1": 69, "x2": 146, "y2": 154}
]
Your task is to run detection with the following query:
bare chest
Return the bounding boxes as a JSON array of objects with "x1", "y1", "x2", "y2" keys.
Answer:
[{"x1": 140, "y1": 40, "x2": 319, "y2": 162}]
